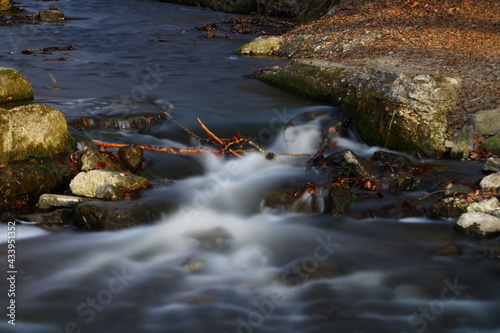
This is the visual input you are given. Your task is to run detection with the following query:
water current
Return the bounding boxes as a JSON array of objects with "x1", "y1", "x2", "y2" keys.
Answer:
[{"x1": 1, "y1": 1, "x2": 499, "y2": 332}]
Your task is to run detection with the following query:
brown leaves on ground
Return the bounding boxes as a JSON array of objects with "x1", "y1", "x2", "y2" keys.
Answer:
[{"x1": 280, "y1": 0, "x2": 500, "y2": 133}]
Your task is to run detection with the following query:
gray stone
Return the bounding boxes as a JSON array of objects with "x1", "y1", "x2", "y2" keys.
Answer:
[
  {"x1": 259, "y1": 59, "x2": 461, "y2": 157},
  {"x1": 38, "y1": 194, "x2": 102, "y2": 209},
  {"x1": 235, "y1": 36, "x2": 282, "y2": 55},
  {"x1": 466, "y1": 197, "x2": 500, "y2": 214},
  {"x1": 39, "y1": 9, "x2": 64, "y2": 22},
  {"x1": 69, "y1": 170, "x2": 151, "y2": 200},
  {"x1": 471, "y1": 108, "x2": 500, "y2": 135},
  {"x1": 443, "y1": 182, "x2": 473, "y2": 197},
  {"x1": 492, "y1": 209, "x2": 500, "y2": 218},
  {"x1": 0, "y1": 104, "x2": 75, "y2": 164},
  {"x1": 0, "y1": 162, "x2": 73, "y2": 211},
  {"x1": 482, "y1": 157, "x2": 500, "y2": 173},
  {"x1": 449, "y1": 125, "x2": 474, "y2": 159},
  {"x1": 0, "y1": 67, "x2": 33, "y2": 103},
  {"x1": 80, "y1": 149, "x2": 122, "y2": 171},
  {"x1": 456, "y1": 212, "x2": 500, "y2": 238},
  {"x1": 479, "y1": 172, "x2": 500, "y2": 189},
  {"x1": 481, "y1": 133, "x2": 500, "y2": 156},
  {"x1": 118, "y1": 145, "x2": 143, "y2": 171}
]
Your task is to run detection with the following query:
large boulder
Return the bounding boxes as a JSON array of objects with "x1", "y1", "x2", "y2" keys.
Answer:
[
  {"x1": 259, "y1": 59, "x2": 462, "y2": 157},
  {"x1": 0, "y1": 68, "x2": 33, "y2": 103},
  {"x1": 69, "y1": 170, "x2": 151, "y2": 200},
  {"x1": 235, "y1": 36, "x2": 282, "y2": 55},
  {"x1": 0, "y1": 104, "x2": 75, "y2": 164},
  {"x1": 456, "y1": 213, "x2": 500, "y2": 238}
]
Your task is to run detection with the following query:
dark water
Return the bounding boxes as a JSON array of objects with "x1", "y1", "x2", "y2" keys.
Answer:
[{"x1": 1, "y1": 1, "x2": 499, "y2": 332}]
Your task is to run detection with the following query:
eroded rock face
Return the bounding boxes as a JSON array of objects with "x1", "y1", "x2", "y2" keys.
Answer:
[
  {"x1": 69, "y1": 170, "x2": 151, "y2": 200},
  {"x1": 0, "y1": 67, "x2": 33, "y2": 103},
  {"x1": 0, "y1": 104, "x2": 75, "y2": 164},
  {"x1": 259, "y1": 59, "x2": 461, "y2": 157}
]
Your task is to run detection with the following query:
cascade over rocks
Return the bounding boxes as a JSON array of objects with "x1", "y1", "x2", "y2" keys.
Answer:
[{"x1": 258, "y1": 59, "x2": 461, "y2": 157}]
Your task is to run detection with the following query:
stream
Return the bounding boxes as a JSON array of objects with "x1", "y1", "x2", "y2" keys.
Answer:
[{"x1": 1, "y1": 1, "x2": 500, "y2": 332}]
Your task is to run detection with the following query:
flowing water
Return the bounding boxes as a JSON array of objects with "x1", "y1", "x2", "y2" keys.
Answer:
[{"x1": 1, "y1": 1, "x2": 499, "y2": 332}]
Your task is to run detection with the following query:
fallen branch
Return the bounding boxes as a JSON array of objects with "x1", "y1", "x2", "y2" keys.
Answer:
[{"x1": 93, "y1": 141, "x2": 219, "y2": 155}]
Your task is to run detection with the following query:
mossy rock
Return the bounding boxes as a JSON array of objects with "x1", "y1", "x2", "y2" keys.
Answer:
[
  {"x1": 0, "y1": 104, "x2": 75, "y2": 164},
  {"x1": 0, "y1": 67, "x2": 34, "y2": 103},
  {"x1": 235, "y1": 36, "x2": 282, "y2": 55},
  {"x1": 0, "y1": 0, "x2": 10, "y2": 11}
]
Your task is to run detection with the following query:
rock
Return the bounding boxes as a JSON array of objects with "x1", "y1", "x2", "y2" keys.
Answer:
[
  {"x1": 0, "y1": 104, "x2": 75, "y2": 164},
  {"x1": 73, "y1": 197, "x2": 175, "y2": 230},
  {"x1": 434, "y1": 244, "x2": 462, "y2": 256},
  {"x1": 80, "y1": 149, "x2": 122, "y2": 171},
  {"x1": 482, "y1": 157, "x2": 500, "y2": 173},
  {"x1": 235, "y1": 36, "x2": 282, "y2": 55},
  {"x1": 430, "y1": 197, "x2": 468, "y2": 219},
  {"x1": 118, "y1": 145, "x2": 143, "y2": 171},
  {"x1": 184, "y1": 226, "x2": 232, "y2": 252},
  {"x1": 449, "y1": 125, "x2": 474, "y2": 159},
  {"x1": 259, "y1": 59, "x2": 461, "y2": 157},
  {"x1": 467, "y1": 197, "x2": 500, "y2": 214},
  {"x1": 38, "y1": 193, "x2": 102, "y2": 209},
  {"x1": 0, "y1": 161, "x2": 73, "y2": 211},
  {"x1": 371, "y1": 150, "x2": 419, "y2": 172},
  {"x1": 443, "y1": 182, "x2": 473, "y2": 197},
  {"x1": 68, "y1": 112, "x2": 168, "y2": 130},
  {"x1": 0, "y1": 0, "x2": 10, "y2": 11},
  {"x1": 69, "y1": 170, "x2": 151, "y2": 200},
  {"x1": 456, "y1": 212, "x2": 500, "y2": 238},
  {"x1": 481, "y1": 133, "x2": 500, "y2": 156},
  {"x1": 320, "y1": 149, "x2": 382, "y2": 180},
  {"x1": 16, "y1": 209, "x2": 73, "y2": 224},
  {"x1": 39, "y1": 9, "x2": 64, "y2": 22},
  {"x1": 479, "y1": 172, "x2": 500, "y2": 189},
  {"x1": 471, "y1": 108, "x2": 500, "y2": 135},
  {"x1": 0, "y1": 68, "x2": 34, "y2": 103}
]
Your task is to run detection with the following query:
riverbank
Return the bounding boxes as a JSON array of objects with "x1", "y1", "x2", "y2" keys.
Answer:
[{"x1": 276, "y1": 0, "x2": 499, "y2": 134}]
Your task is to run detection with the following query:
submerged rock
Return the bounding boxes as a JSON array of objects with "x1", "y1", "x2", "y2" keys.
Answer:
[
  {"x1": 73, "y1": 197, "x2": 175, "y2": 230},
  {"x1": 0, "y1": 67, "x2": 34, "y2": 103},
  {"x1": 69, "y1": 170, "x2": 151, "y2": 200},
  {"x1": 0, "y1": 104, "x2": 75, "y2": 164},
  {"x1": 456, "y1": 212, "x2": 500, "y2": 238},
  {"x1": 320, "y1": 149, "x2": 382, "y2": 180},
  {"x1": 39, "y1": 9, "x2": 65, "y2": 22},
  {"x1": 259, "y1": 59, "x2": 461, "y2": 157}
]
